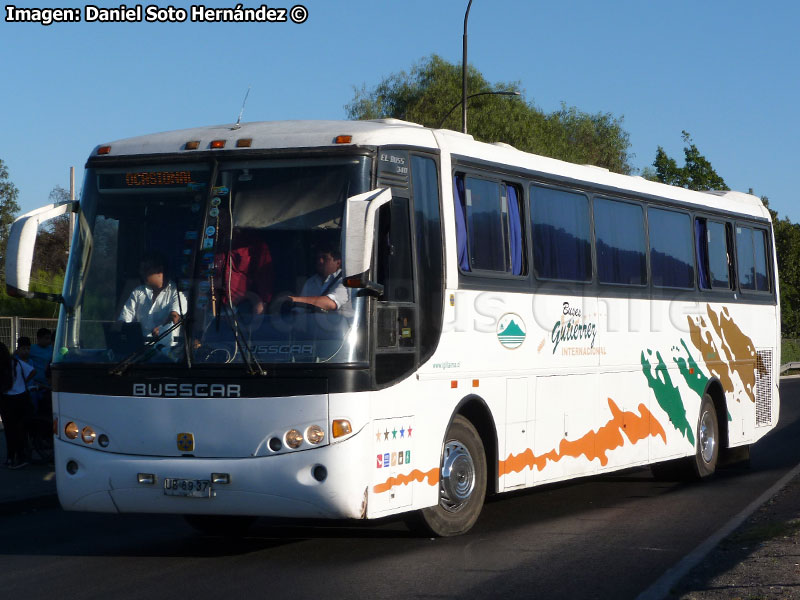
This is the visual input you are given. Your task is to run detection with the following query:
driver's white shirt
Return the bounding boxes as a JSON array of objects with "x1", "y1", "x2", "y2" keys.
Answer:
[
  {"x1": 300, "y1": 269, "x2": 349, "y2": 309},
  {"x1": 119, "y1": 280, "x2": 186, "y2": 342}
]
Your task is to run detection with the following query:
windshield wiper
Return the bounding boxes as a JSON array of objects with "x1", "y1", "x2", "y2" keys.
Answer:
[
  {"x1": 109, "y1": 318, "x2": 184, "y2": 376},
  {"x1": 223, "y1": 305, "x2": 266, "y2": 376}
]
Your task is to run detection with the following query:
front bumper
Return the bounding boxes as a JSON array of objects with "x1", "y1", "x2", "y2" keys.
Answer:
[{"x1": 54, "y1": 433, "x2": 369, "y2": 519}]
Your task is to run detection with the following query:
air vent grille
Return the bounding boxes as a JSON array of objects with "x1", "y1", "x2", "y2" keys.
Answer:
[{"x1": 755, "y1": 348, "x2": 773, "y2": 427}]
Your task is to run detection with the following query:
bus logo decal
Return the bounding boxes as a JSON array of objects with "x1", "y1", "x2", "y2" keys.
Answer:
[
  {"x1": 497, "y1": 314, "x2": 526, "y2": 349},
  {"x1": 177, "y1": 432, "x2": 195, "y2": 452}
]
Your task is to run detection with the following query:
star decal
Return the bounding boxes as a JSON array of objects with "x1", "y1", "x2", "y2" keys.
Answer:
[
  {"x1": 384, "y1": 429, "x2": 389, "y2": 440},
  {"x1": 400, "y1": 426, "x2": 405, "y2": 438},
  {"x1": 392, "y1": 428, "x2": 397, "y2": 439},
  {"x1": 407, "y1": 426, "x2": 413, "y2": 437},
  {"x1": 376, "y1": 430, "x2": 381, "y2": 442}
]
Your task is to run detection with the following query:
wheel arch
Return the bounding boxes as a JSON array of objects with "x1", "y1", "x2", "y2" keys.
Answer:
[
  {"x1": 446, "y1": 394, "x2": 499, "y2": 495},
  {"x1": 704, "y1": 377, "x2": 729, "y2": 450}
]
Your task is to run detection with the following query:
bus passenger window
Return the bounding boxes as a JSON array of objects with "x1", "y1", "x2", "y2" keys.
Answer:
[
  {"x1": 648, "y1": 207, "x2": 694, "y2": 288},
  {"x1": 707, "y1": 221, "x2": 732, "y2": 289},
  {"x1": 530, "y1": 185, "x2": 591, "y2": 281},
  {"x1": 454, "y1": 175, "x2": 523, "y2": 275},
  {"x1": 736, "y1": 225, "x2": 769, "y2": 292},
  {"x1": 594, "y1": 198, "x2": 646, "y2": 285}
]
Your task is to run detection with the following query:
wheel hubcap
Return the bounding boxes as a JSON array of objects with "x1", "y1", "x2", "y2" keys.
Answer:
[
  {"x1": 699, "y1": 409, "x2": 716, "y2": 463},
  {"x1": 440, "y1": 441, "x2": 475, "y2": 513}
]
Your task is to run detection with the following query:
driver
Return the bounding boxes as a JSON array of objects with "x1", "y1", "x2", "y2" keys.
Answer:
[
  {"x1": 289, "y1": 245, "x2": 349, "y2": 311},
  {"x1": 119, "y1": 252, "x2": 186, "y2": 341}
]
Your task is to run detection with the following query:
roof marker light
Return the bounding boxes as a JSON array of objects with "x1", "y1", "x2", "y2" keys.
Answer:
[
  {"x1": 97, "y1": 145, "x2": 111, "y2": 155},
  {"x1": 334, "y1": 135, "x2": 352, "y2": 144},
  {"x1": 236, "y1": 138, "x2": 252, "y2": 148},
  {"x1": 185, "y1": 140, "x2": 200, "y2": 150},
  {"x1": 210, "y1": 140, "x2": 226, "y2": 149}
]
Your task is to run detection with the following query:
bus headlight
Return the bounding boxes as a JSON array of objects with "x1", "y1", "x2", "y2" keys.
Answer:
[
  {"x1": 306, "y1": 425, "x2": 325, "y2": 445},
  {"x1": 81, "y1": 426, "x2": 96, "y2": 444},
  {"x1": 285, "y1": 429, "x2": 303, "y2": 449},
  {"x1": 65, "y1": 422, "x2": 79, "y2": 440}
]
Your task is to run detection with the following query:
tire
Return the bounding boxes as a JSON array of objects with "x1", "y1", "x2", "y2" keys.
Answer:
[
  {"x1": 183, "y1": 515, "x2": 257, "y2": 536},
  {"x1": 692, "y1": 393, "x2": 719, "y2": 479},
  {"x1": 406, "y1": 415, "x2": 487, "y2": 537},
  {"x1": 651, "y1": 394, "x2": 719, "y2": 481}
]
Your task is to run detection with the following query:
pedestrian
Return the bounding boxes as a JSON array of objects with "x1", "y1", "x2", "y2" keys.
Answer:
[
  {"x1": 0, "y1": 341, "x2": 36, "y2": 469},
  {"x1": 27, "y1": 328, "x2": 53, "y2": 415}
]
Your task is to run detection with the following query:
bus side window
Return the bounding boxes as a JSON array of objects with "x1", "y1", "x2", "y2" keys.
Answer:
[
  {"x1": 376, "y1": 198, "x2": 414, "y2": 303},
  {"x1": 707, "y1": 220, "x2": 732, "y2": 290},
  {"x1": 737, "y1": 225, "x2": 771, "y2": 292},
  {"x1": 530, "y1": 184, "x2": 591, "y2": 282},
  {"x1": 594, "y1": 197, "x2": 646, "y2": 286},
  {"x1": 454, "y1": 174, "x2": 524, "y2": 275}
]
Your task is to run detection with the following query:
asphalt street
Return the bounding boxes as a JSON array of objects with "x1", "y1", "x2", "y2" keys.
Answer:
[{"x1": 1, "y1": 379, "x2": 798, "y2": 600}]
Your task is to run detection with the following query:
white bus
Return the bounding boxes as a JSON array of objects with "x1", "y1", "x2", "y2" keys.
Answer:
[{"x1": 6, "y1": 119, "x2": 779, "y2": 536}]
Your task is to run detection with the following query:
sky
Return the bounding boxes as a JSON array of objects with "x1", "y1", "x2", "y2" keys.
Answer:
[{"x1": 1, "y1": 0, "x2": 798, "y2": 222}]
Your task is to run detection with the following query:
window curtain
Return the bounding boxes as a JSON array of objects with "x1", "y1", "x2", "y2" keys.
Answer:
[
  {"x1": 506, "y1": 185, "x2": 522, "y2": 276},
  {"x1": 453, "y1": 175, "x2": 470, "y2": 271},
  {"x1": 695, "y1": 218, "x2": 710, "y2": 289}
]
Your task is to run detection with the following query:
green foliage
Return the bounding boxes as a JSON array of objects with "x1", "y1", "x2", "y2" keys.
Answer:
[
  {"x1": 0, "y1": 159, "x2": 21, "y2": 271},
  {"x1": 782, "y1": 338, "x2": 800, "y2": 364},
  {"x1": 653, "y1": 131, "x2": 729, "y2": 191},
  {"x1": 0, "y1": 270, "x2": 63, "y2": 318},
  {"x1": 346, "y1": 55, "x2": 633, "y2": 174},
  {"x1": 764, "y1": 198, "x2": 800, "y2": 338}
]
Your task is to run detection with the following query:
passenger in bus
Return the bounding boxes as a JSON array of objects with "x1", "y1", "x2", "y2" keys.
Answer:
[
  {"x1": 289, "y1": 245, "x2": 348, "y2": 311},
  {"x1": 119, "y1": 253, "x2": 186, "y2": 340},
  {"x1": 213, "y1": 226, "x2": 274, "y2": 318}
]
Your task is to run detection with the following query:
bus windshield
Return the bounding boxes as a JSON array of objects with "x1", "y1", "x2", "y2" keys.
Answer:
[{"x1": 55, "y1": 156, "x2": 372, "y2": 367}]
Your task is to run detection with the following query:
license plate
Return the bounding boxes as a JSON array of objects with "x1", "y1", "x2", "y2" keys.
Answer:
[{"x1": 163, "y1": 478, "x2": 211, "y2": 498}]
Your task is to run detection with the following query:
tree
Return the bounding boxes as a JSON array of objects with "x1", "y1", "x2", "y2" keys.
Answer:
[
  {"x1": 31, "y1": 185, "x2": 70, "y2": 276},
  {"x1": 0, "y1": 159, "x2": 21, "y2": 276},
  {"x1": 346, "y1": 55, "x2": 633, "y2": 174},
  {"x1": 653, "y1": 131, "x2": 729, "y2": 191}
]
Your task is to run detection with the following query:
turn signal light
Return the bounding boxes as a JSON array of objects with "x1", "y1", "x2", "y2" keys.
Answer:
[
  {"x1": 210, "y1": 140, "x2": 226, "y2": 149},
  {"x1": 334, "y1": 135, "x2": 352, "y2": 144},
  {"x1": 65, "y1": 421, "x2": 79, "y2": 439},
  {"x1": 332, "y1": 419, "x2": 352, "y2": 438},
  {"x1": 97, "y1": 145, "x2": 111, "y2": 155},
  {"x1": 236, "y1": 138, "x2": 252, "y2": 147},
  {"x1": 185, "y1": 140, "x2": 200, "y2": 150}
]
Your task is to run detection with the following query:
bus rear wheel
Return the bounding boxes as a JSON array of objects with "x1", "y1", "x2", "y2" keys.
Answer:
[
  {"x1": 407, "y1": 415, "x2": 486, "y2": 537},
  {"x1": 693, "y1": 394, "x2": 719, "y2": 479}
]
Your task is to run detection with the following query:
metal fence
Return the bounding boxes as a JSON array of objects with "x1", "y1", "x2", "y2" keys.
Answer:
[{"x1": 0, "y1": 317, "x2": 58, "y2": 350}]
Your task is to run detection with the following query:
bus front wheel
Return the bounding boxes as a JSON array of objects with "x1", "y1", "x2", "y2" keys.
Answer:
[{"x1": 407, "y1": 415, "x2": 487, "y2": 537}]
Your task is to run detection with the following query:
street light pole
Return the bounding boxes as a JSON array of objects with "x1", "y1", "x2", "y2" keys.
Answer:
[
  {"x1": 437, "y1": 91, "x2": 520, "y2": 130},
  {"x1": 462, "y1": 0, "x2": 473, "y2": 134}
]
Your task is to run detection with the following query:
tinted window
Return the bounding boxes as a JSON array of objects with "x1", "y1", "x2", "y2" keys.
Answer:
[
  {"x1": 411, "y1": 156, "x2": 443, "y2": 361},
  {"x1": 455, "y1": 175, "x2": 523, "y2": 274},
  {"x1": 753, "y1": 228, "x2": 769, "y2": 291},
  {"x1": 530, "y1": 185, "x2": 591, "y2": 281},
  {"x1": 594, "y1": 198, "x2": 646, "y2": 285},
  {"x1": 648, "y1": 207, "x2": 694, "y2": 288},
  {"x1": 736, "y1": 225, "x2": 769, "y2": 291},
  {"x1": 707, "y1": 221, "x2": 731, "y2": 289}
]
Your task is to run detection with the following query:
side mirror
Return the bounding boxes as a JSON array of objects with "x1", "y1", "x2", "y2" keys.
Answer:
[
  {"x1": 342, "y1": 188, "x2": 392, "y2": 292},
  {"x1": 5, "y1": 201, "x2": 76, "y2": 301}
]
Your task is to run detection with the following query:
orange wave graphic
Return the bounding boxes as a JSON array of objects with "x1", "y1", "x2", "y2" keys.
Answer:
[
  {"x1": 499, "y1": 398, "x2": 667, "y2": 476},
  {"x1": 373, "y1": 467, "x2": 440, "y2": 494}
]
